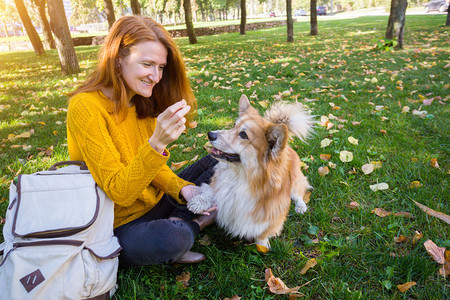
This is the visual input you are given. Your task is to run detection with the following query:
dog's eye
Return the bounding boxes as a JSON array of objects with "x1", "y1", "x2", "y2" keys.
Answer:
[{"x1": 239, "y1": 131, "x2": 248, "y2": 140}]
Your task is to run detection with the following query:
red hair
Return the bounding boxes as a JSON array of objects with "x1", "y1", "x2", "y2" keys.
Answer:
[{"x1": 69, "y1": 15, "x2": 196, "y2": 125}]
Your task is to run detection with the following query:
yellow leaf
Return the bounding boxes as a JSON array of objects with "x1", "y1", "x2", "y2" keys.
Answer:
[
  {"x1": 371, "y1": 161, "x2": 382, "y2": 169},
  {"x1": 7, "y1": 134, "x2": 16, "y2": 141},
  {"x1": 412, "y1": 231, "x2": 423, "y2": 245},
  {"x1": 38, "y1": 121, "x2": 46, "y2": 125},
  {"x1": 394, "y1": 235, "x2": 407, "y2": 243},
  {"x1": 17, "y1": 131, "x2": 31, "y2": 138},
  {"x1": 430, "y1": 158, "x2": 439, "y2": 169},
  {"x1": 370, "y1": 183, "x2": 389, "y2": 191},
  {"x1": 424, "y1": 240, "x2": 446, "y2": 264},
  {"x1": 320, "y1": 138, "x2": 332, "y2": 148},
  {"x1": 397, "y1": 281, "x2": 416, "y2": 293},
  {"x1": 175, "y1": 271, "x2": 190, "y2": 287},
  {"x1": 300, "y1": 258, "x2": 317, "y2": 275},
  {"x1": 339, "y1": 151, "x2": 353, "y2": 162},
  {"x1": 318, "y1": 166, "x2": 330, "y2": 176},
  {"x1": 348, "y1": 136, "x2": 358, "y2": 145},
  {"x1": 362, "y1": 163, "x2": 374, "y2": 175},
  {"x1": 190, "y1": 154, "x2": 199, "y2": 162},
  {"x1": 371, "y1": 207, "x2": 391, "y2": 217},
  {"x1": 409, "y1": 181, "x2": 422, "y2": 189},
  {"x1": 256, "y1": 244, "x2": 269, "y2": 253},
  {"x1": 258, "y1": 101, "x2": 268, "y2": 108},
  {"x1": 198, "y1": 234, "x2": 211, "y2": 246},
  {"x1": 413, "y1": 200, "x2": 450, "y2": 225},
  {"x1": 170, "y1": 160, "x2": 189, "y2": 171},
  {"x1": 303, "y1": 191, "x2": 311, "y2": 204},
  {"x1": 371, "y1": 77, "x2": 378, "y2": 84},
  {"x1": 401, "y1": 106, "x2": 410, "y2": 113}
]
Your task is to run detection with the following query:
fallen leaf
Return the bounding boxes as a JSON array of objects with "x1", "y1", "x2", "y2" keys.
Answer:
[
  {"x1": 318, "y1": 166, "x2": 330, "y2": 176},
  {"x1": 258, "y1": 101, "x2": 269, "y2": 108},
  {"x1": 423, "y1": 240, "x2": 446, "y2": 264},
  {"x1": 328, "y1": 161, "x2": 337, "y2": 169},
  {"x1": 409, "y1": 181, "x2": 422, "y2": 189},
  {"x1": 320, "y1": 138, "x2": 332, "y2": 148},
  {"x1": 348, "y1": 137, "x2": 358, "y2": 145},
  {"x1": 198, "y1": 234, "x2": 211, "y2": 246},
  {"x1": 394, "y1": 235, "x2": 407, "y2": 243},
  {"x1": 371, "y1": 161, "x2": 383, "y2": 169},
  {"x1": 171, "y1": 160, "x2": 189, "y2": 171},
  {"x1": 256, "y1": 244, "x2": 269, "y2": 253},
  {"x1": 339, "y1": 151, "x2": 353, "y2": 162},
  {"x1": 380, "y1": 130, "x2": 387, "y2": 135},
  {"x1": 300, "y1": 258, "x2": 317, "y2": 275},
  {"x1": 401, "y1": 106, "x2": 410, "y2": 113},
  {"x1": 412, "y1": 200, "x2": 450, "y2": 225},
  {"x1": 320, "y1": 154, "x2": 331, "y2": 161},
  {"x1": 430, "y1": 158, "x2": 440, "y2": 169},
  {"x1": 348, "y1": 201, "x2": 360, "y2": 209},
  {"x1": 190, "y1": 154, "x2": 199, "y2": 162},
  {"x1": 265, "y1": 268, "x2": 300, "y2": 295},
  {"x1": 372, "y1": 207, "x2": 392, "y2": 217},
  {"x1": 370, "y1": 183, "x2": 389, "y2": 191},
  {"x1": 412, "y1": 231, "x2": 423, "y2": 245},
  {"x1": 224, "y1": 296, "x2": 241, "y2": 300},
  {"x1": 393, "y1": 212, "x2": 414, "y2": 218},
  {"x1": 397, "y1": 281, "x2": 416, "y2": 293},
  {"x1": 176, "y1": 271, "x2": 190, "y2": 287},
  {"x1": 362, "y1": 163, "x2": 374, "y2": 175},
  {"x1": 303, "y1": 191, "x2": 311, "y2": 204}
]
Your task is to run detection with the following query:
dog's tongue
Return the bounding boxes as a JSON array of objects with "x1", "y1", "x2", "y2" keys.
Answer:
[{"x1": 211, "y1": 148, "x2": 223, "y2": 155}]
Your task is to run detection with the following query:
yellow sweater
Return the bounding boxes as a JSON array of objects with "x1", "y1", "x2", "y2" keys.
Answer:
[{"x1": 67, "y1": 91, "x2": 191, "y2": 228}]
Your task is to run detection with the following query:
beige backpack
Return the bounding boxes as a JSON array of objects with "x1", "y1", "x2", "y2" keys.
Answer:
[{"x1": 0, "y1": 161, "x2": 121, "y2": 300}]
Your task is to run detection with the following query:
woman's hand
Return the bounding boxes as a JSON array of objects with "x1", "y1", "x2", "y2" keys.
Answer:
[{"x1": 148, "y1": 100, "x2": 191, "y2": 154}]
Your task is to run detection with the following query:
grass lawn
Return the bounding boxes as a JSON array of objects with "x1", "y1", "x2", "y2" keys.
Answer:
[{"x1": 0, "y1": 14, "x2": 449, "y2": 299}]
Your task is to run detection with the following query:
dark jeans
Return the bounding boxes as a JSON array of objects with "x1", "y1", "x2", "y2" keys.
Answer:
[{"x1": 114, "y1": 155, "x2": 218, "y2": 266}]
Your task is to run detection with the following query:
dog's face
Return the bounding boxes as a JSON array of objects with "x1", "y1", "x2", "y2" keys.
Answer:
[{"x1": 208, "y1": 95, "x2": 289, "y2": 166}]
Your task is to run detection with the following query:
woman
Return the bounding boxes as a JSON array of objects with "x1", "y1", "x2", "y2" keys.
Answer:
[{"x1": 67, "y1": 15, "x2": 217, "y2": 266}]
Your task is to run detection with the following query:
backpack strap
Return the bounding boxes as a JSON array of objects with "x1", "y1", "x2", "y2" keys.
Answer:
[{"x1": 48, "y1": 161, "x2": 88, "y2": 171}]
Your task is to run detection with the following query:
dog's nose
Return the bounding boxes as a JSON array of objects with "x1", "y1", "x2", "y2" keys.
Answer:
[{"x1": 207, "y1": 131, "x2": 217, "y2": 141}]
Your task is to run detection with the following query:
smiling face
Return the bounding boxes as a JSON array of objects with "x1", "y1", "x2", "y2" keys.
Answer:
[{"x1": 119, "y1": 40, "x2": 168, "y2": 99}]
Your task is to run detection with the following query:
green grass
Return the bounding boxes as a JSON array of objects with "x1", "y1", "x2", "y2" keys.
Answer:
[{"x1": 1, "y1": 15, "x2": 449, "y2": 299}]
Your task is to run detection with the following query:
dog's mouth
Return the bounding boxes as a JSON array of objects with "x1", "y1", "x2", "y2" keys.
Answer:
[{"x1": 210, "y1": 147, "x2": 241, "y2": 162}]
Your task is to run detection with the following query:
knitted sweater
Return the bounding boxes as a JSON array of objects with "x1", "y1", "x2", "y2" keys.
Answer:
[{"x1": 67, "y1": 91, "x2": 192, "y2": 228}]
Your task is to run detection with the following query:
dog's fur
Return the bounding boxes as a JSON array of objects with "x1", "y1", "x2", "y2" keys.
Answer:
[{"x1": 188, "y1": 95, "x2": 313, "y2": 248}]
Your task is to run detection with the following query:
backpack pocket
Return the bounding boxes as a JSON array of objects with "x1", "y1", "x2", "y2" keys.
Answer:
[{"x1": 0, "y1": 240, "x2": 85, "y2": 300}]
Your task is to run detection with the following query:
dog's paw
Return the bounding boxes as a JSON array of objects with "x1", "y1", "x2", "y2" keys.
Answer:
[
  {"x1": 186, "y1": 184, "x2": 214, "y2": 214},
  {"x1": 293, "y1": 198, "x2": 308, "y2": 214},
  {"x1": 255, "y1": 238, "x2": 271, "y2": 251}
]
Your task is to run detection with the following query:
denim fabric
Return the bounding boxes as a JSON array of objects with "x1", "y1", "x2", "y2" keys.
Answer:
[{"x1": 114, "y1": 155, "x2": 218, "y2": 266}]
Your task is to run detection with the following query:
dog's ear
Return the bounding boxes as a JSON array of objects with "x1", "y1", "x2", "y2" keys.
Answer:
[
  {"x1": 239, "y1": 94, "x2": 251, "y2": 114},
  {"x1": 266, "y1": 124, "x2": 288, "y2": 158}
]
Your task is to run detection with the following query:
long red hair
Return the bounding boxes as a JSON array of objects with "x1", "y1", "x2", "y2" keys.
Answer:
[{"x1": 69, "y1": 15, "x2": 196, "y2": 125}]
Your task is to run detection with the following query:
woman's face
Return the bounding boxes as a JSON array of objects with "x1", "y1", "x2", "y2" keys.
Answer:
[{"x1": 119, "y1": 40, "x2": 168, "y2": 99}]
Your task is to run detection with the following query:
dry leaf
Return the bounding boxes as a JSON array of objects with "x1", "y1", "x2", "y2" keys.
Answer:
[
  {"x1": 320, "y1": 138, "x2": 332, "y2": 148},
  {"x1": 371, "y1": 161, "x2": 382, "y2": 169},
  {"x1": 256, "y1": 244, "x2": 270, "y2": 253},
  {"x1": 303, "y1": 191, "x2": 311, "y2": 204},
  {"x1": 224, "y1": 296, "x2": 241, "y2": 300},
  {"x1": 439, "y1": 263, "x2": 450, "y2": 277},
  {"x1": 318, "y1": 166, "x2": 330, "y2": 176},
  {"x1": 412, "y1": 200, "x2": 450, "y2": 225},
  {"x1": 300, "y1": 258, "x2": 317, "y2": 275},
  {"x1": 369, "y1": 183, "x2": 389, "y2": 191},
  {"x1": 430, "y1": 158, "x2": 440, "y2": 169},
  {"x1": 372, "y1": 207, "x2": 392, "y2": 217},
  {"x1": 423, "y1": 240, "x2": 446, "y2": 264},
  {"x1": 409, "y1": 181, "x2": 423, "y2": 189},
  {"x1": 176, "y1": 271, "x2": 190, "y2": 287},
  {"x1": 397, "y1": 281, "x2": 416, "y2": 293},
  {"x1": 362, "y1": 163, "x2": 374, "y2": 175},
  {"x1": 348, "y1": 136, "x2": 358, "y2": 145},
  {"x1": 348, "y1": 201, "x2": 360, "y2": 209},
  {"x1": 265, "y1": 268, "x2": 300, "y2": 295},
  {"x1": 394, "y1": 235, "x2": 407, "y2": 243},
  {"x1": 198, "y1": 234, "x2": 211, "y2": 246},
  {"x1": 320, "y1": 154, "x2": 331, "y2": 161},
  {"x1": 393, "y1": 212, "x2": 414, "y2": 218},
  {"x1": 412, "y1": 231, "x2": 423, "y2": 245},
  {"x1": 339, "y1": 151, "x2": 353, "y2": 162},
  {"x1": 170, "y1": 160, "x2": 189, "y2": 171}
]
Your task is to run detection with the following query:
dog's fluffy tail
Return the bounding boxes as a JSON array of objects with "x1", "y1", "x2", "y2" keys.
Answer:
[{"x1": 264, "y1": 101, "x2": 314, "y2": 141}]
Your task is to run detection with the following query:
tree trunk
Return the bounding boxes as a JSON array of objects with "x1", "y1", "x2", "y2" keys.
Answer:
[
  {"x1": 13, "y1": 0, "x2": 45, "y2": 56},
  {"x1": 286, "y1": 0, "x2": 293, "y2": 42},
  {"x1": 2, "y1": 19, "x2": 10, "y2": 37},
  {"x1": 32, "y1": 0, "x2": 56, "y2": 49},
  {"x1": 240, "y1": 0, "x2": 246, "y2": 35},
  {"x1": 183, "y1": 0, "x2": 197, "y2": 44},
  {"x1": 385, "y1": 0, "x2": 408, "y2": 49},
  {"x1": 130, "y1": 0, "x2": 140, "y2": 15},
  {"x1": 103, "y1": 0, "x2": 116, "y2": 30},
  {"x1": 446, "y1": 7, "x2": 450, "y2": 25},
  {"x1": 48, "y1": 0, "x2": 80, "y2": 75},
  {"x1": 310, "y1": 0, "x2": 318, "y2": 35}
]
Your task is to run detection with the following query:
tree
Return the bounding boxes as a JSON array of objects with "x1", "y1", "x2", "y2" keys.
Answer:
[
  {"x1": 31, "y1": 0, "x2": 56, "y2": 49},
  {"x1": 103, "y1": 0, "x2": 116, "y2": 30},
  {"x1": 385, "y1": 0, "x2": 407, "y2": 49},
  {"x1": 130, "y1": 0, "x2": 141, "y2": 14},
  {"x1": 13, "y1": 0, "x2": 45, "y2": 56},
  {"x1": 48, "y1": 0, "x2": 80, "y2": 74},
  {"x1": 240, "y1": 0, "x2": 246, "y2": 35},
  {"x1": 183, "y1": 0, "x2": 197, "y2": 44},
  {"x1": 286, "y1": 0, "x2": 293, "y2": 42},
  {"x1": 310, "y1": 0, "x2": 317, "y2": 35}
]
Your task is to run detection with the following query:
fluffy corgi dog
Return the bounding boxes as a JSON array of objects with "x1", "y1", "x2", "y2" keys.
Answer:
[{"x1": 188, "y1": 95, "x2": 314, "y2": 249}]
